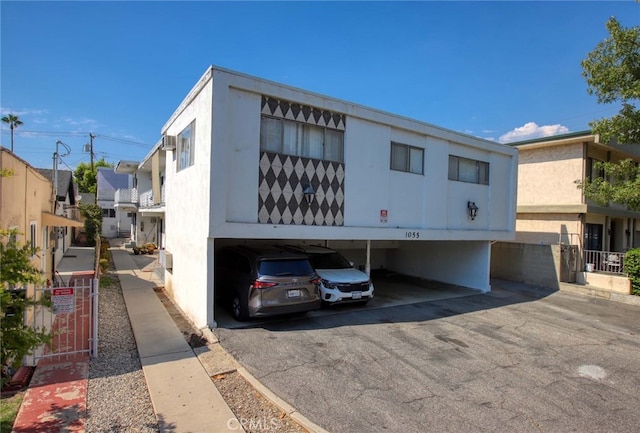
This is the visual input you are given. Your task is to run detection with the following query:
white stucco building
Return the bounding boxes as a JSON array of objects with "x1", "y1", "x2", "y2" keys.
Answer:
[
  {"x1": 114, "y1": 143, "x2": 167, "y2": 250},
  {"x1": 158, "y1": 66, "x2": 518, "y2": 329}
]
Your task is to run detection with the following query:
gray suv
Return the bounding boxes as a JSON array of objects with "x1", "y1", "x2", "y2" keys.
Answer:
[{"x1": 215, "y1": 246, "x2": 321, "y2": 321}]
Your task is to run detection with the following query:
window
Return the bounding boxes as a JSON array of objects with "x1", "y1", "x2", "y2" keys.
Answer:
[
  {"x1": 30, "y1": 222, "x2": 37, "y2": 256},
  {"x1": 8, "y1": 226, "x2": 18, "y2": 244},
  {"x1": 177, "y1": 120, "x2": 195, "y2": 171},
  {"x1": 586, "y1": 157, "x2": 605, "y2": 180},
  {"x1": 390, "y1": 142, "x2": 424, "y2": 174},
  {"x1": 584, "y1": 223, "x2": 603, "y2": 251},
  {"x1": 102, "y1": 208, "x2": 116, "y2": 218},
  {"x1": 260, "y1": 116, "x2": 344, "y2": 162},
  {"x1": 448, "y1": 155, "x2": 490, "y2": 185}
]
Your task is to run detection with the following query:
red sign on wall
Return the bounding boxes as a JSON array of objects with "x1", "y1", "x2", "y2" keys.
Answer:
[{"x1": 380, "y1": 209, "x2": 388, "y2": 223}]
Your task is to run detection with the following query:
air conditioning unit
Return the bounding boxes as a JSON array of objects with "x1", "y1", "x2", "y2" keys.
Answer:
[
  {"x1": 161, "y1": 135, "x2": 176, "y2": 151},
  {"x1": 159, "y1": 250, "x2": 173, "y2": 269}
]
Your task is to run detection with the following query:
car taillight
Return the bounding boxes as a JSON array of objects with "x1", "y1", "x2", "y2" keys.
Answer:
[
  {"x1": 310, "y1": 277, "x2": 321, "y2": 285},
  {"x1": 253, "y1": 280, "x2": 278, "y2": 289}
]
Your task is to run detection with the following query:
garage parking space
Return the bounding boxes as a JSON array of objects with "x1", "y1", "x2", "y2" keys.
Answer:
[{"x1": 214, "y1": 272, "x2": 482, "y2": 329}]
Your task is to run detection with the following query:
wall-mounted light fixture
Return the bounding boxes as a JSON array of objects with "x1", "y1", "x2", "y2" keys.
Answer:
[
  {"x1": 467, "y1": 201, "x2": 479, "y2": 220},
  {"x1": 303, "y1": 184, "x2": 316, "y2": 204},
  {"x1": 608, "y1": 228, "x2": 613, "y2": 236}
]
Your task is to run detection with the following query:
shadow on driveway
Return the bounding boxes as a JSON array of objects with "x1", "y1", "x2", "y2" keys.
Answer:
[{"x1": 215, "y1": 276, "x2": 557, "y2": 331}]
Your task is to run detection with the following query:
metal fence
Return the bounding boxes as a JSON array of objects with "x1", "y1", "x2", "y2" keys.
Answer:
[
  {"x1": 583, "y1": 250, "x2": 626, "y2": 275},
  {"x1": 25, "y1": 277, "x2": 99, "y2": 364}
]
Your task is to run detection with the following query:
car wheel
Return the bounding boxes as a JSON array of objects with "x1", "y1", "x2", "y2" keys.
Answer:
[{"x1": 231, "y1": 293, "x2": 249, "y2": 321}]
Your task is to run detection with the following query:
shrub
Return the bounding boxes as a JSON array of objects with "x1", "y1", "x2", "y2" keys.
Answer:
[
  {"x1": 99, "y1": 258, "x2": 110, "y2": 273},
  {"x1": 625, "y1": 248, "x2": 640, "y2": 296},
  {"x1": 0, "y1": 229, "x2": 51, "y2": 387}
]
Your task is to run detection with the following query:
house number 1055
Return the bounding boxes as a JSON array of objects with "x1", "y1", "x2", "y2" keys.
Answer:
[{"x1": 405, "y1": 231, "x2": 420, "y2": 239}]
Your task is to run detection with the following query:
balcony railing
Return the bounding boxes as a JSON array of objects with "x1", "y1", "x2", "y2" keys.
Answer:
[
  {"x1": 138, "y1": 185, "x2": 165, "y2": 208},
  {"x1": 584, "y1": 250, "x2": 626, "y2": 274},
  {"x1": 139, "y1": 189, "x2": 153, "y2": 207},
  {"x1": 114, "y1": 188, "x2": 138, "y2": 204}
]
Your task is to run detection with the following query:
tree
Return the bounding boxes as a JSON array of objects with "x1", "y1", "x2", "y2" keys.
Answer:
[
  {"x1": 78, "y1": 203, "x2": 103, "y2": 247},
  {"x1": 580, "y1": 17, "x2": 640, "y2": 209},
  {"x1": 73, "y1": 158, "x2": 113, "y2": 194},
  {"x1": 1, "y1": 113, "x2": 23, "y2": 152},
  {"x1": 0, "y1": 229, "x2": 51, "y2": 387}
]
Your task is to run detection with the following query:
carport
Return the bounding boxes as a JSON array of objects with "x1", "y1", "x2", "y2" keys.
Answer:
[{"x1": 212, "y1": 237, "x2": 488, "y2": 327}]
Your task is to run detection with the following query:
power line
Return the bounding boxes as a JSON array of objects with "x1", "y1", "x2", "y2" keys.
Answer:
[
  {"x1": 2, "y1": 129, "x2": 155, "y2": 148},
  {"x1": 93, "y1": 133, "x2": 153, "y2": 148}
]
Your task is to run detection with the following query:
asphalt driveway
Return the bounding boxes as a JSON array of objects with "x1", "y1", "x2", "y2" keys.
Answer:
[{"x1": 216, "y1": 280, "x2": 640, "y2": 433}]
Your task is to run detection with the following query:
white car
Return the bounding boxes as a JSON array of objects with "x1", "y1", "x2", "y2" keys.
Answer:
[{"x1": 280, "y1": 245, "x2": 374, "y2": 305}]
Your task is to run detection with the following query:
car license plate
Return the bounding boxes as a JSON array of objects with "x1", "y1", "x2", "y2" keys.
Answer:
[
  {"x1": 352, "y1": 291, "x2": 362, "y2": 300},
  {"x1": 287, "y1": 289, "x2": 301, "y2": 298}
]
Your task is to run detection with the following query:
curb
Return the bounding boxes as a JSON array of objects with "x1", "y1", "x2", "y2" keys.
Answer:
[
  {"x1": 235, "y1": 366, "x2": 331, "y2": 433},
  {"x1": 559, "y1": 283, "x2": 640, "y2": 306}
]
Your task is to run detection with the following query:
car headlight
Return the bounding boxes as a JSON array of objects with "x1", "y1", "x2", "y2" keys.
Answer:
[{"x1": 321, "y1": 279, "x2": 338, "y2": 290}]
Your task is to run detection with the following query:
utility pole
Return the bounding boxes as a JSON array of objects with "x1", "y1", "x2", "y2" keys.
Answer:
[
  {"x1": 85, "y1": 133, "x2": 96, "y2": 203},
  {"x1": 89, "y1": 133, "x2": 95, "y2": 173}
]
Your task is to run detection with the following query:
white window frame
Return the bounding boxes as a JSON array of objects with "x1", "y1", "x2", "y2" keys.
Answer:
[
  {"x1": 390, "y1": 142, "x2": 424, "y2": 175},
  {"x1": 177, "y1": 120, "x2": 195, "y2": 171},
  {"x1": 448, "y1": 155, "x2": 490, "y2": 185},
  {"x1": 260, "y1": 116, "x2": 344, "y2": 163},
  {"x1": 8, "y1": 225, "x2": 19, "y2": 244}
]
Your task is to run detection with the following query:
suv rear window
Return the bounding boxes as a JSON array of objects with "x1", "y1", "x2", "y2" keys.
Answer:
[{"x1": 258, "y1": 259, "x2": 314, "y2": 276}]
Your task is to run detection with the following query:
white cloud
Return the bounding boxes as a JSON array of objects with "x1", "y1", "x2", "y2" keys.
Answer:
[
  {"x1": 0, "y1": 107, "x2": 48, "y2": 116},
  {"x1": 499, "y1": 122, "x2": 569, "y2": 144}
]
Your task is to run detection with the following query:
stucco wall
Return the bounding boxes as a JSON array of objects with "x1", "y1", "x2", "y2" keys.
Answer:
[
  {"x1": 517, "y1": 143, "x2": 584, "y2": 206},
  {"x1": 210, "y1": 70, "x2": 517, "y2": 238},
  {"x1": 491, "y1": 242, "x2": 561, "y2": 289},
  {"x1": 388, "y1": 240, "x2": 491, "y2": 292},
  {"x1": 0, "y1": 150, "x2": 53, "y2": 277},
  {"x1": 163, "y1": 78, "x2": 214, "y2": 328},
  {"x1": 515, "y1": 213, "x2": 582, "y2": 245}
]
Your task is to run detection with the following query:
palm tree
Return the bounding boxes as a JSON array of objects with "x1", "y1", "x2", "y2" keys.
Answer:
[{"x1": 2, "y1": 113, "x2": 23, "y2": 152}]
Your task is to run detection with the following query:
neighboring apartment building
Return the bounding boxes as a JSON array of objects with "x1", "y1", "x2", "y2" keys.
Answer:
[
  {"x1": 0, "y1": 148, "x2": 82, "y2": 283},
  {"x1": 96, "y1": 167, "x2": 132, "y2": 238},
  {"x1": 153, "y1": 66, "x2": 518, "y2": 329},
  {"x1": 492, "y1": 131, "x2": 640, "y2": 290},
  {"x1": 114, "y1": 142, "x2": 167, "y2": 249}
]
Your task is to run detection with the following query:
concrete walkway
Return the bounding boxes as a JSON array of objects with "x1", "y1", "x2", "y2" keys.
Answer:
[
  {"x1": 12, "y1": 243, "x2": 239, "y2": 433},
  {"x1": 111, "y1": 245, "x2": 239, "y2": 433}
]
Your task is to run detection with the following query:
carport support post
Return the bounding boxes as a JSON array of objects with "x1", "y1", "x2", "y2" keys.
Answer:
[{"x1": 366, "y1": 240, "x2": 371, "y2": 277}]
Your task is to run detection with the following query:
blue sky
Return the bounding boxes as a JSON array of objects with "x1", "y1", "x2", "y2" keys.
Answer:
[{"x1": 1, "y1": 1, "x2": 639, "y2": 171}]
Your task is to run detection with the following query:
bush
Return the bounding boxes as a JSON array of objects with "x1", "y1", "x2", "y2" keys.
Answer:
[
  {"x1": 625, "y1": 248, "x2": 640, "y2": 296},
  {"x1": 99, "y1": 258, "x2": 110, "y2": 273},
  {"x1": 1, "y1": 230, "x2": 51, "y2": 387}
]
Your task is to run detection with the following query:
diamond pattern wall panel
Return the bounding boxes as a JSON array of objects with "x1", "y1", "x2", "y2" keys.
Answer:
[
  {"x1": 258, "y1": 152, "x2": 344, "y2": 226},
  {"x1": 261, "y1": 96, "x2": 346, "y2": 130}
]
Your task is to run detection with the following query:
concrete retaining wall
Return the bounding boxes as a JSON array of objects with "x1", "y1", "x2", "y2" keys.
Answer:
[
  {"x1": 491, "y1": 242, "x2": 560, "y2": 289},
  {"x1": 577, "y1": 271, "x2": 631, "y2": 294}
]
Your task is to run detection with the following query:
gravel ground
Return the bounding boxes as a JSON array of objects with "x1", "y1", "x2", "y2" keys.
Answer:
[
  {"x1": 85, "y1": 272, "x2": 159, "y2": 433},
  {"x1": 154, "y1": 287, "x2": 309, "y2": 433},
  {"x1": 85, "y1": 255, "x2": 308, "y2": 433}
]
